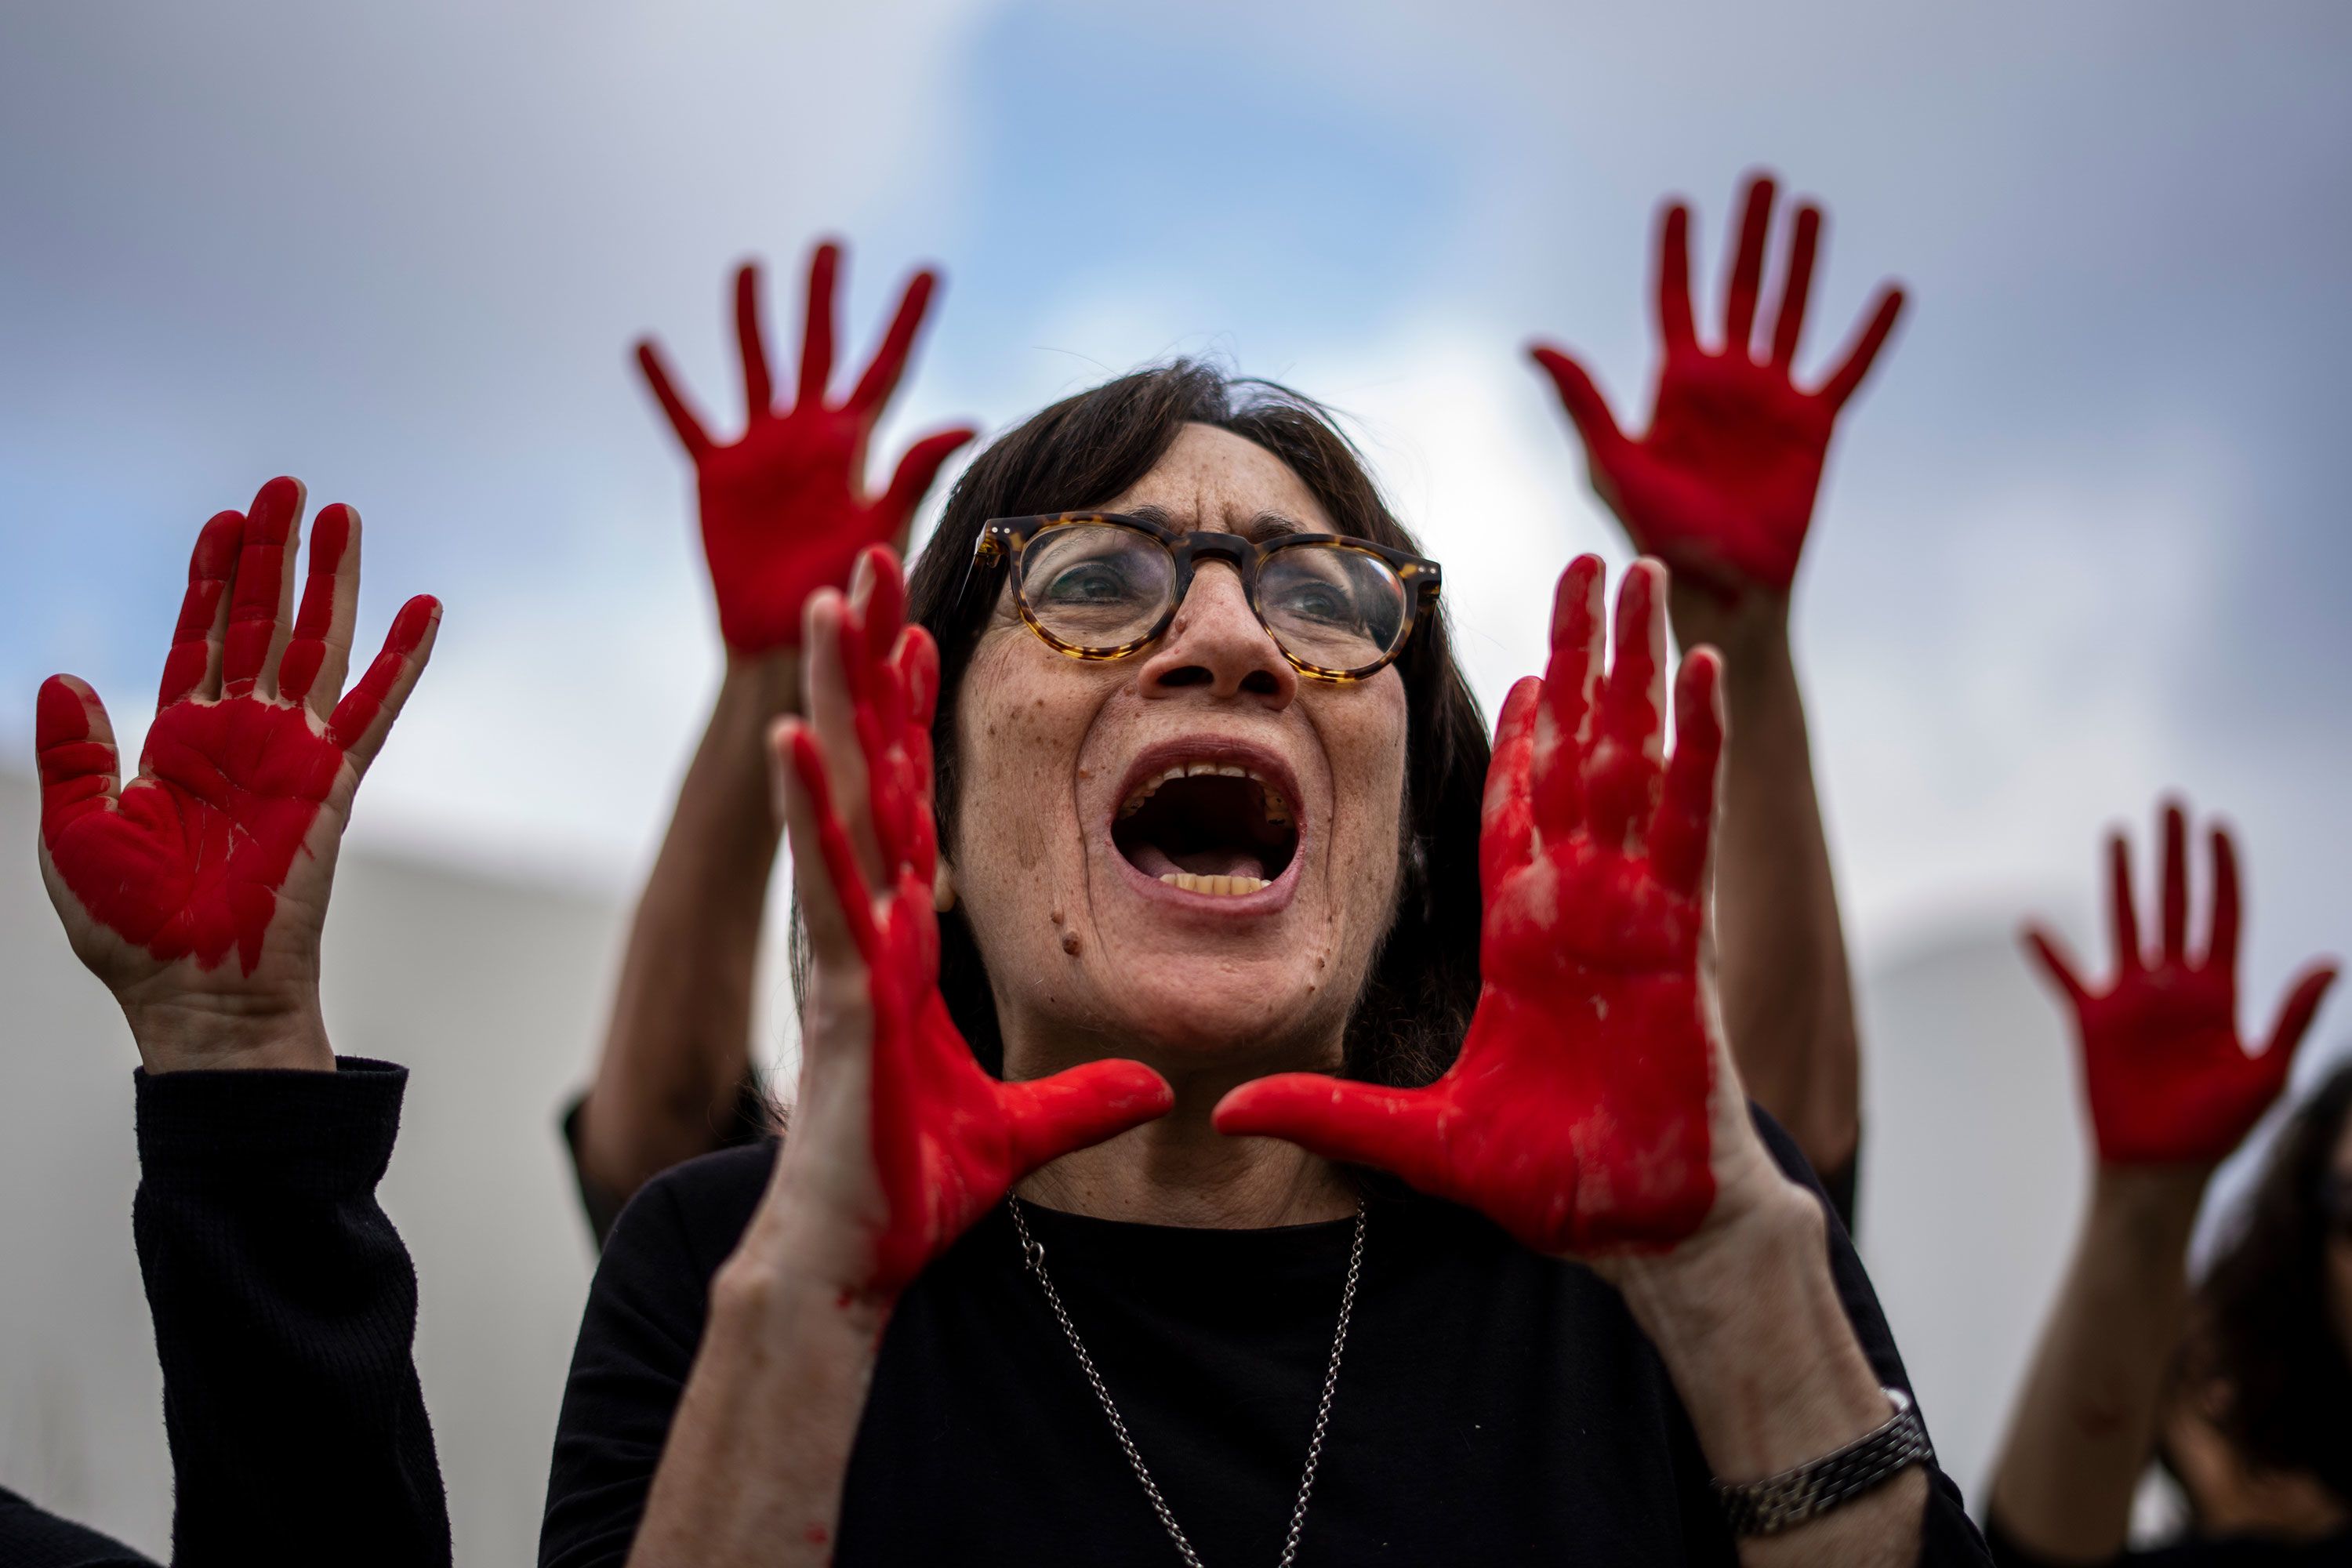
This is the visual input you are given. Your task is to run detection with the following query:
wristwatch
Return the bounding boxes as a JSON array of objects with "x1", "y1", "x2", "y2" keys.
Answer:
[{"x1": 1711, "y1": 1386, "x2": 1934, "y2": 1537}]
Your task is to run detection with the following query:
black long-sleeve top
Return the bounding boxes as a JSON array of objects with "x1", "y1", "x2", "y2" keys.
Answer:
[
  {"x1": 0, "y1": 1059, "x2": 449, "y2": 1568},
  {"x1": 542, "y1": 1109, "x2": 1990, "y2": 1566}
]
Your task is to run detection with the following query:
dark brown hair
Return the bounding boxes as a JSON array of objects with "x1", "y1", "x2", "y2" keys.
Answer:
[
  {"x1": 2192, "y1": 1056, "x2": 2352, "y2": 1502},
  {"x1": 891, "y1": 358, "x2": 1490, "y2": 1088}
]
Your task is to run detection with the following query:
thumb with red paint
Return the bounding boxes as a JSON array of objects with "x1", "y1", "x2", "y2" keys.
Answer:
[
  {"x1": 2025, "y1": 800, "x2": 2337, "y2": 1167},
  {"x1": 34, "y1": 478, "x2": 440, "y2": 1074}
]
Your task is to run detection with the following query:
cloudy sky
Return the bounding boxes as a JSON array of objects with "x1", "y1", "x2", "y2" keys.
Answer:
[{"x1": 5, "y1": 0, "x2": 2349, "y2": 1076}]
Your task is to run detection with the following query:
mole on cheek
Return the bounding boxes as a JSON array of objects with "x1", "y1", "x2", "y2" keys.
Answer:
[{"x1": 1061, "y1": 930, "x2": 1083, "y2": 956}]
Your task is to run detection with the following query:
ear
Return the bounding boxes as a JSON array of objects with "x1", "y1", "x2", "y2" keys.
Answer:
[{"x1": 933, "y1": 854, "x2": 958, "y2": 913}]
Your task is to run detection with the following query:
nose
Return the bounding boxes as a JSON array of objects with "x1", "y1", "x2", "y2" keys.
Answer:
[{"x1": 1136, "y1": 561, "x2": 1298, "y2": 708}]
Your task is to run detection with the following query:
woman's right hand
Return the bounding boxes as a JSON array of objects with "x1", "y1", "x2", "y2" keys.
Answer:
[
  {"x1": 2024, "y1": 801, "x2": 2336, "y2": 1167},
  {"x1": 741, "y1": 546, "x2": 1174, "y2": 1301}
]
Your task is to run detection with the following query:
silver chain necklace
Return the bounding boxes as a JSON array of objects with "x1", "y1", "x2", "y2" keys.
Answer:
[{"x1": 1007, "y1": 1195, "x2": 1367, "y2": 1568}]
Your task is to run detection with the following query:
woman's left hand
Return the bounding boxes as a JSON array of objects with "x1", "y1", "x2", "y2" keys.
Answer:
[{"x1": 1217, "y1": 554, "x2": 1789, "y2": 1261}]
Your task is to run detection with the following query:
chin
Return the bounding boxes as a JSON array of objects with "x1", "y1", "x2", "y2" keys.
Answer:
[{"x1": 1089, "y1": 955, "x2": 1349, "y2": 1069}]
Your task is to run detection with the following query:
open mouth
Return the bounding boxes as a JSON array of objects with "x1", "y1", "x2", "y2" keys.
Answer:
[{"x1": 1112, "y1": 760, "x2": 1300, "y2": 897}]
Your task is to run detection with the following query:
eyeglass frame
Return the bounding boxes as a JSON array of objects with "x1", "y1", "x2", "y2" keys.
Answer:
[{"x1": 967, "y1": 510, "x2": 1443, "y2": 683}]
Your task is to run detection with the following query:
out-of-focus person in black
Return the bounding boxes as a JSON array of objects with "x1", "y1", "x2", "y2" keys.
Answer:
[
  {"x1": 2151, "y1": 1058, "x2": 2352, "y2": 1555},
  {"x1": 563, "y1": 242, "x2": 974, "y2": 1243},
  {"x1": 1987, "y1": 798, "x2": 2343, "y2": 1565},
  {"x1": 6, "y1": 478, "x2": 452, "y2": 1567},
  {"x1": 1530, "y1": 170, "x2": 1905, "y2": 1228}
]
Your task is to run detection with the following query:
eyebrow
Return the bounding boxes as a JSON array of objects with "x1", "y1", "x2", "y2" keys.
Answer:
[{"x1": 1124, "y1": 505, "x2": 1310, "y2": 543}]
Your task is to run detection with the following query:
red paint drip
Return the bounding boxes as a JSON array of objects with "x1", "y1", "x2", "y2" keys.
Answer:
[
  {"x1": 789, "y1": 549, "x2": 1171, "y2": 1296},
  {"x1": 2025, "y1": 802, "x2": 2338, "y2": 1164},
  {"x1": 1530, "y1": 172, "x2": 1905, "y2": 601},
  {"x1": 1216, "y1": 557, "x2": 1722, "y2": 1256},
  {"x1": 635, "y1": 245, "x2": 975, "y2": 652}
]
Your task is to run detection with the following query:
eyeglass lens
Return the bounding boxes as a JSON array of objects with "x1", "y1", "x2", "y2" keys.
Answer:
[{"x1": 1019, "y1": 522, "x2": 1409, "y2": 672}]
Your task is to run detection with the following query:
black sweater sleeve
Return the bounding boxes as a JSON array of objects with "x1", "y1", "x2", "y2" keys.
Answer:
[
  {"x1": 0, "y1": 1486, "x2": 155, "y2": 1568},
  {"x1": 132, "y1": 1057, "x2": 450, "y2": 1568}
]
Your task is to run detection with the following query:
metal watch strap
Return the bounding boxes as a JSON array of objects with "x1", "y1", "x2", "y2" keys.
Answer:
[{"x1": 1711, "y1": 1386, "x2": 1933, "y2": 1537}]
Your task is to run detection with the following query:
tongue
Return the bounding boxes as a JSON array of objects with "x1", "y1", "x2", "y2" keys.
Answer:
[{"x1": 1127, "y1": 842, "x2": 1269, "y2": 880}]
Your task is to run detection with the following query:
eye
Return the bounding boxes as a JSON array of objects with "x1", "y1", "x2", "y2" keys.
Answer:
[
  {"x1": 1039, "y1": 558, "x2": 1139, "y2": 604},
  {"x1": 1269, "y1": 577, "x2": 1358, "y2": 626}
]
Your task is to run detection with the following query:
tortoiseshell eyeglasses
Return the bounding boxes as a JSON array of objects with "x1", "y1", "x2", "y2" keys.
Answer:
[{"x1": 971, "y1": 512, "x2": 1441, "y2": 683}]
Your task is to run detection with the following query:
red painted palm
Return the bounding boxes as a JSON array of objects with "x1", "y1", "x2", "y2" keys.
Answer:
[
  {"x1": 2025, "y1": 803, "x2": 2336, "y2": 1166},
  {"x1": 637, "y1": 245, "x2": 975, "y2": 653},
  {"x1": 1217, "y1": 557, "x2": 1724, "y2": 1256},
  {"x1": 786, "y1": 550, "x2": 1171, "y2": 1295},
  {"x1": 36, "y1": 477, "x2": 437, "y2": 991},
  {"x1": 1532, "y1": 174, "x2": 1905, "y2": 600}
]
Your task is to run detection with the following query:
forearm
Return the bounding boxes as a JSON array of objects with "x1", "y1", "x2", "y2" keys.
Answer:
[
  {"x1": 1675, "y1": 590, "x2": 1859, "y2": 1174},
  {"x1": 132, "y1": 1058, "x2": 449, "y2": 1568},
  {"x1": 1618, "y1": 1181, "x2": 1923, "y2": 1566},
  {"x1": 628, "y1": 1218, "x2": 885, "y2": 1566},
  {"x1": 582, "y1": 655, "x2": 798, "y2": 1196},
  {"x1": 1987, "y1": 1166, "x2": 2205, "y2": 1562}
]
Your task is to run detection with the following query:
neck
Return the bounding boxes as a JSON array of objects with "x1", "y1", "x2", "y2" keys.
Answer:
[{"x1": 1007, "y1": 1031, "x2": 1357, "y2": 1229}]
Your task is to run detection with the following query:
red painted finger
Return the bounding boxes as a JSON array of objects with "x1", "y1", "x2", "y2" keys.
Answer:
[
  {"x1": 734, "y1": 263, "x2": 775, "y2": 417},
  {"x1": 2159, "y1": 800, "x2": 2190, "y2": 964},
  {"x1": 1654, "y1": 201, "x2": 1697, "y2": 352},
  {"x1": 1650, "y1": 651, "x2": 1723, "y2": 898},
  {"x1": 2203, "y1": 826, "x2": 2241, "y2": 975},
  {"x1": 1769, "y1": 203, "x2": 1822, "y2": 369},
  {"x1": 1532, "y1": 554, "x2": 1603, "y2": 841},
  {"x1": 2022, "y1": 924, "x2": 2091, "y2": 1011},
  {"x1": 634, "y1": 339, "x2": 714, "y2": 458},
  {"x1": 877, "y1": 428, "x2": 978, "y2": 547},
  {"x1": 278, "y1": 503, "x2": 360, "y2": 712},
  {"x1": 848, "y1": 269, "x2": 939, "y2": 416},
  {"x1": 1528, "y1": 347, "x2": 1628, "y2": 466},
  {"x1": 1000, "y1": 1060, "x2": 1175, "y2": 1174},
  {"x1": 797, "y1": 241, "x2": 842, "y2": 408},
  {"x1": 2260, "y1": 964, "x2": 2338, "y2": 1069},
  {"x1": 895, "y1": 622, "x2": 940, "y2": 731},
  {"x1": 2107, "y1": 831, "x2": 2143, "y2": 975},
  {"x1": 773, "y1": 718, "x2": 865, "y2": 967},
  {"x1": 1481, "y1": 676, "x2": 1541, "y2": 897},
  {"x1": 1722, "y1": 174, "x2": 1776, "y2": 356},
  {"x1": 1817, "y1": 286, "x2": 1906, "y2": 410},
  {"x1": 34, "y1": 675, "x2": 120, "y2": 837},
  {"x1": 157, "y1": 510, "x2": 245, "y2": 710},
  {"x1": 786, "y1": 722, "x2": 881, "y2": 958},
  {"x1": 805, "y1": 590, "x2": 887, "y2": 888},
  {"x1": 220, "y1": 476, "x2": 304, "y2": 699},
  {"x1": 1213, "y1": 1075, "x2": 1452, "y2": 1194},
  {"x1": 1583, "y1": 561, "x2": 1666, "y2": 851},
  {"x1": 857, "y1": 544, "x2": 906, "y2": 667},
  {"x1": 325, "y1": 594, "x2": 438, "y2": 772}
]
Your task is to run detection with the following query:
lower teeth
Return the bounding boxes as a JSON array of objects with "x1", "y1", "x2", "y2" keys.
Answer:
[{"x1": 1159, "y1": 872, "x2": 1269, "y2": 896}]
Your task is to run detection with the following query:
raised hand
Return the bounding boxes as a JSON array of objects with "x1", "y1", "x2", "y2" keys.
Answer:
[
  {"x1": 2025, "y1": 801, "x2": 2337, "y2": 1167},
  {"x1": 1531, "y1": 173, "x2": 1905, "y2": 603},
  {"x1": 771, "y1": 548, "x2": 1171, "y2": 1298},
  {"x1": 637, "y1": 244, "x2": 978, "y2": 654},
  {"x1": 35, "y1": 477, "x2": 440, "y2": 1069},
  {"x1": 1218, "y1": 557, "x2": 1769, "y2": 1257}
]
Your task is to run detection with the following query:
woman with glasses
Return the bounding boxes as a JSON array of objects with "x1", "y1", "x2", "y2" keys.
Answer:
[{"x1": 540, "y1": 359, "x2": 1987, "y2": 1566}]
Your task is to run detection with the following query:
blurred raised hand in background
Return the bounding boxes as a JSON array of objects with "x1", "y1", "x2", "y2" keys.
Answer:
[
  {"x1": 571, "y1": 243, "x2": 978, "y2": 1239},
  {"x1": 1991, "y1": 800, "x2": 2337, "y2": 1564},
  {"x1": 1529, "y1": 173, "x2": 1907, "y2": 1212}
]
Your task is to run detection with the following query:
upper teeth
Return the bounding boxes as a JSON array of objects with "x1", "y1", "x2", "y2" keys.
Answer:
[{"x1": 1117, "y1": 761, "x2": 1293, "y2": 823}]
